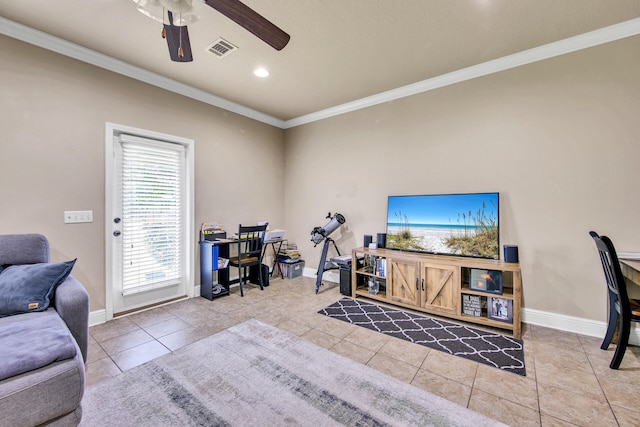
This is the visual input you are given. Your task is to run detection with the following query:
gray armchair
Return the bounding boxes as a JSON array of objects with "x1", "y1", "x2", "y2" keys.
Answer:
[{"x1": 0, "y1": 234, "x2": 89, "y2": 426}]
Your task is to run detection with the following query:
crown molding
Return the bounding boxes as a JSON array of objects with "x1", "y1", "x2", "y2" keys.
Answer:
[
  {"x1": 283, "y1": 17, "x2": 640, "y2": 129},
  {"x1": 0, "y1": 17, "x2": 286, "y2": 128},
  {"x1": 1, "y1": 16, "x2": 639, "y2": 130}
]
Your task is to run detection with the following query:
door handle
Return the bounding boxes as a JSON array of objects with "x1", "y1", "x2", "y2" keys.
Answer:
[
  {"x1": 415, "y1": 278, "x2": 418, "y2": 290},
  {"x1": 113, "y1": 230, "x2": 121, "y2": 237},
  {"x1": 114, "y1": 217, "x2": 121, "y2": 224},
  {"x1": 422, "y1": 279, "x2": 425, "y2": 292}
]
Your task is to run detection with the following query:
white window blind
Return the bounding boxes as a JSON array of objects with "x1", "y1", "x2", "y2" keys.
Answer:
[{"x1": 120, "y1": 135, "x2": 185, "y2": 296}]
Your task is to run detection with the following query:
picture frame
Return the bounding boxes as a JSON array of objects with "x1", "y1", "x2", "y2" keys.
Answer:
[
  {"x1": 462, "y1": 294, "x2": 484, "y2": 317},
  {"x1": 487, "y1": 297, "x2": 513, "y2": 323},
  {"x1": 469, "y1": 268, "x2": 503, "y2": 294}
]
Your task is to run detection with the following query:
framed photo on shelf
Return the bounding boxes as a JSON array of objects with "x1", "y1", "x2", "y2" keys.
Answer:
[
  {"x1": 487, "y1": 297, "x2": 513, "y2": 323},
  {"x1": 462, "y1": 294, "x2": 484, "y2": 317},
  {"x1": 469, "y1": 269, "x2": 503, "y2": 294}
]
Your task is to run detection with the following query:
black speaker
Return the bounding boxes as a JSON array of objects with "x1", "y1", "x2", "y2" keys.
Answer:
[
  {"x1": 363, "y1": 235, "x2": 373, "y2": 247},
  {"x1": 376, "y1": 233, "x2": 386, "y2": 249},
  {"x1": 504, "y1": 245, "x2": 519, "y2": 263}
]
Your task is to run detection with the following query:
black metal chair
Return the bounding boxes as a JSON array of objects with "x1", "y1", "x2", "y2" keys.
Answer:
[
  {"x1": 229, "y1": 224, "x2": 268, "y2": 297},
  {"x1": 589, "y1": 231, "x2": 640, "y2": 369}
]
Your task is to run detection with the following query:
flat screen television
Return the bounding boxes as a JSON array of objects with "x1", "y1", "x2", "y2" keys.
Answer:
[{"x1": 386, "y1": 192, "x2": 499, "y2": 260}]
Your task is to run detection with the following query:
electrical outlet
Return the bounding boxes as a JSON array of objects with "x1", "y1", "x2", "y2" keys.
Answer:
[{"x1": 64, "y1": 210, "x2": 93, "y2": 224}]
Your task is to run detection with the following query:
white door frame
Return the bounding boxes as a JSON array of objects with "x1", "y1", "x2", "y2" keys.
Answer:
[{"x1": 105, "y1": 122, "x2": 195, "y2": 321}]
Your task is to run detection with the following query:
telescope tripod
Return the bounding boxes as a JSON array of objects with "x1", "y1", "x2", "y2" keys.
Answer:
[{"x1": 314, "y1": 237, "x2": 341, "y2": 294}]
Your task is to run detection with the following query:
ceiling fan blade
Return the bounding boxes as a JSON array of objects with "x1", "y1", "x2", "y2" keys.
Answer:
[
  {"x1": 164, "y1": 11, "x2": 194, "y2": 62},
  {"x1": 204, "y1": 0, "x2": 290, "y2": 51}
]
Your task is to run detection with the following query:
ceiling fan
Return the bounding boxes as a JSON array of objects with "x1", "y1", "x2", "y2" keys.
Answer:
[{"x1": 133, "y1": 0, "x2": 290, "y2": 62}]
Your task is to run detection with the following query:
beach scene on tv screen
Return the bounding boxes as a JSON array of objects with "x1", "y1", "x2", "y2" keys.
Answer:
[{"x1": 386, "y1": 193, "x2": 499, "y2": 259}]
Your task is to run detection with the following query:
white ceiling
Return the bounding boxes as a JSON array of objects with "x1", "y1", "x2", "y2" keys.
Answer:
[{"x1": 1, "y1": 1, "x2": 639, "y2": 126}]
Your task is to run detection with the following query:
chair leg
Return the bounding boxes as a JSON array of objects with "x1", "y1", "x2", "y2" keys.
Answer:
[
  {"x1": 610, "y1": 317, "x2": 631, "y2": 369},
  {"x1": 602, "y1": 294, "x2": 618, "y2": 349},
  {"x1": 258, "y1": 263, "x2": 264, "y2": 291},
  {"x1": 238, "y1": 265, "x2": 244, "y2": 297}
]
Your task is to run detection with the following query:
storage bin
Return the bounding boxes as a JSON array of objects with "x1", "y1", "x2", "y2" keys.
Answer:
[{"x1": 286, "y1": 261, "x2": 304, "y2": 279}]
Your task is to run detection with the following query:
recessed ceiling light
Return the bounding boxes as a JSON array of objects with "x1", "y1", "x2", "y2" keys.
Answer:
[{"x1": 253, "y1": 67, "x2": 269, "y2": 78}]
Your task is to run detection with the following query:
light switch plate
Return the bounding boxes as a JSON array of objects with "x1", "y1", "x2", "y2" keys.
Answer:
[{"x1": 64, "y1": 210, "x2": 93, "y2": 224}]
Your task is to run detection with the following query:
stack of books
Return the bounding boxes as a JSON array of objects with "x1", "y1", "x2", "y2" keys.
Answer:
[{"x1": 278, "y1": 244, "x2": 302, "y2": 264}]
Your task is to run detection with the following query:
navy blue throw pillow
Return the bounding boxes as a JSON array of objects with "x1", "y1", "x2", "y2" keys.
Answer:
[{"x1": 0, "y1": 259, "x2": 77, "y2": 318}]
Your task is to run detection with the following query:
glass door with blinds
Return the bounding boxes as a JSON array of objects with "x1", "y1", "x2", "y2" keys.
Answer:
[{"x1": 111, "y1": 133, "x2": 190, "y2": 315}]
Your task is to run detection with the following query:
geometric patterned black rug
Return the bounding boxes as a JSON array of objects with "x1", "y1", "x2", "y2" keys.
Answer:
[{"x1": 319, "y1": 297, "x2": 526, "y2": 376}]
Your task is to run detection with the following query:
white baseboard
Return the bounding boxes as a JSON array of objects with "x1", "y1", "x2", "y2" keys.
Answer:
[
  {"x1": 305, "y1": 267, "x2": 339, "y2": 285},
  {"x1": 522, "y1": 307, "x2": 640, "y2": 345},
  {"x1": 89, "y1": 309, "x2": 107, "y2": 327}
]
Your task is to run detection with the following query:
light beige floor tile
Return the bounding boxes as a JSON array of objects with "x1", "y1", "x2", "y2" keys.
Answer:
[
  {"x1": 175, "y1": 308, "x2": 227, "y2": 326},
  {"x1": 99, "y1": 329, "x2": 154, "y2": 356},
  {"x1": 90, "y1": 316, "x2": 140, "y2": 343},
  {"x1": 578, "y1": 334, "x2": 605, "y2": 355},
  {"x1": 314, "y1": 317, "x2": 357, "y2": 339},
  {"x1": 535, "y1": 361, "x2": 604, "y2": 401},
  {"x1": 253, "y1": 310, "x2": 292, "y2": 326},
  {"x1": 538, "y1": 383, "x2": 617, "y2": 426},
  {"x1": 86, "y1": 341, "x2": 108, "y2": 364},
  {"x1": 411, "y1": 369, "x2": 471, "y2": 407},
  {"x1": 597, "y1": 375, "x2": 640, "y2": 411},
  {"x1": 588, "y1": 347, "x2": 640, "y2": 374},
  {"x1": 611, "y1": 404, "x2": 640, "y2": 427},
  {"x1": 293, "y1": 312, "x2": 331, "y2": 329},
  {"x1": 469, "y1": 388, "x2": 541, "y2": 427},
  {"x1": 329, "y1": 340, "x2": 375, "y2": 365},
  {"x1": 521, "y1": 322, "x2": 533, "y2": 340},
  {"x1": 343, "y1": 326, "x2": 390, "y2": 352},
  {"x1": 143, "y1": 317, "x2": 191, "y2": 339},
  {"x1": 377, "y1": 337, "x2": 430, "y2": 367},
  {"x1": 473, "y1": 363, "x2": 538, "y2": 410},
  {"x1": 530, "y1": 341, "x2": 593, "y2": 374},
  {"x1": 163, "y1": 298, "x2": 205, "y2": 315},
  {"x1": 275, "y1": 319, "x2": 312, "y2": 337},
  {"x1": 530, "y1": 324, "x2": 582, "y2": 351},
  {"x1": 85, "y1": 357, "x2": 121, "y2": 386},
  {"x1": 420, "y1": 349, "x2": 478, "y2": 386},
  {"x1": 540, "y1": 414, "x2": 580, "y2": 426},
  {"x1": 365, "y1": 353, "x2": 418, "y2": 383},
  {"x1": 111, "y1": 340, "x2": 170, "y2": 371},
  {"x1": 524, "y1": 345, "x2": 537, "y2": 380},
  {"x1": 127, "y1": 307, "x2": 176, "y2": 328},
  {"x1": 156, "y1": 325, "x2": 208, "y2": 351},
  {"x1": 301, "y1": 328, "x2": 341, "y2": 349}
]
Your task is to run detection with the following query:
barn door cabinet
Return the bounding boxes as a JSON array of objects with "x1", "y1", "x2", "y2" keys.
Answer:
[{"x1": 352, "y1": 247, "x2": 522, "y2": 338}]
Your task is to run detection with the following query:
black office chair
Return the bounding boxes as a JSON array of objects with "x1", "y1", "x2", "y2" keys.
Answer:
[
  {"x1": 229, "y1": 224, "x2": 268, "y2": 297},
  {"x1": 589, "y1": 231, "x2": 640, "y2": 369}
]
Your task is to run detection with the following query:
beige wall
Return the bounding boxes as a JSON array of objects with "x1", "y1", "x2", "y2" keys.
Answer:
[
  {"x1": 284, "y1": 35, "x2": 640, "y2": 322},
  {"x1": 0, "y1": 36, "x2": 285, "y2": 311},
  {"x1": 2, "y1": 31, "x2": 640, "y2": 325}
]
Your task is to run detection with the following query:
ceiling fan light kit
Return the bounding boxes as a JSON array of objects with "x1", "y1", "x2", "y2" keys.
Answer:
[
  {"x1": 158, "y1": 0, "x2": 194, "y2": 14},
  {"x1": 131, "y1": 0, "x2": 290, "y2": 62},
  {"x1": 134, "y1": 0, "x2": 166, "y2": 23}
]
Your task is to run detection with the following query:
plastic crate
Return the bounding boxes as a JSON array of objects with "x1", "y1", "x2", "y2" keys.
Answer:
[{"x1": 285, "y1": 261, "x2": 304, "y2": 279}]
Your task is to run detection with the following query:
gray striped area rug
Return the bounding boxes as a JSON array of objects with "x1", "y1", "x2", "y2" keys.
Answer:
[
  {"x1": 80, "y1": 319, "x2": 505, "y2": 426},
  {"x1": 319, "y1": 297, "x2": 526, "y2": 376}
]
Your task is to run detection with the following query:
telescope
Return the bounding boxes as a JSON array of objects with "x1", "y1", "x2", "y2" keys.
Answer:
[
  {"x1": 311, "y1": 212, "x2": 346, "y2": 246},
  {"x1": 311, "y1": 212, "x2": 346, "y2": 293}
]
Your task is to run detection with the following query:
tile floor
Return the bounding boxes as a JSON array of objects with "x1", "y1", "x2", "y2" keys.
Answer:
[{"x1": 86, "y1": 276, "x2": 640, "y2": 426}]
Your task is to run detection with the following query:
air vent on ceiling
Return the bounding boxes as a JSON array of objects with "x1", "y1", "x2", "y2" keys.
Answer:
[{"x1": 205, "y1": 38, "x2": 238, "y2": 58}]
